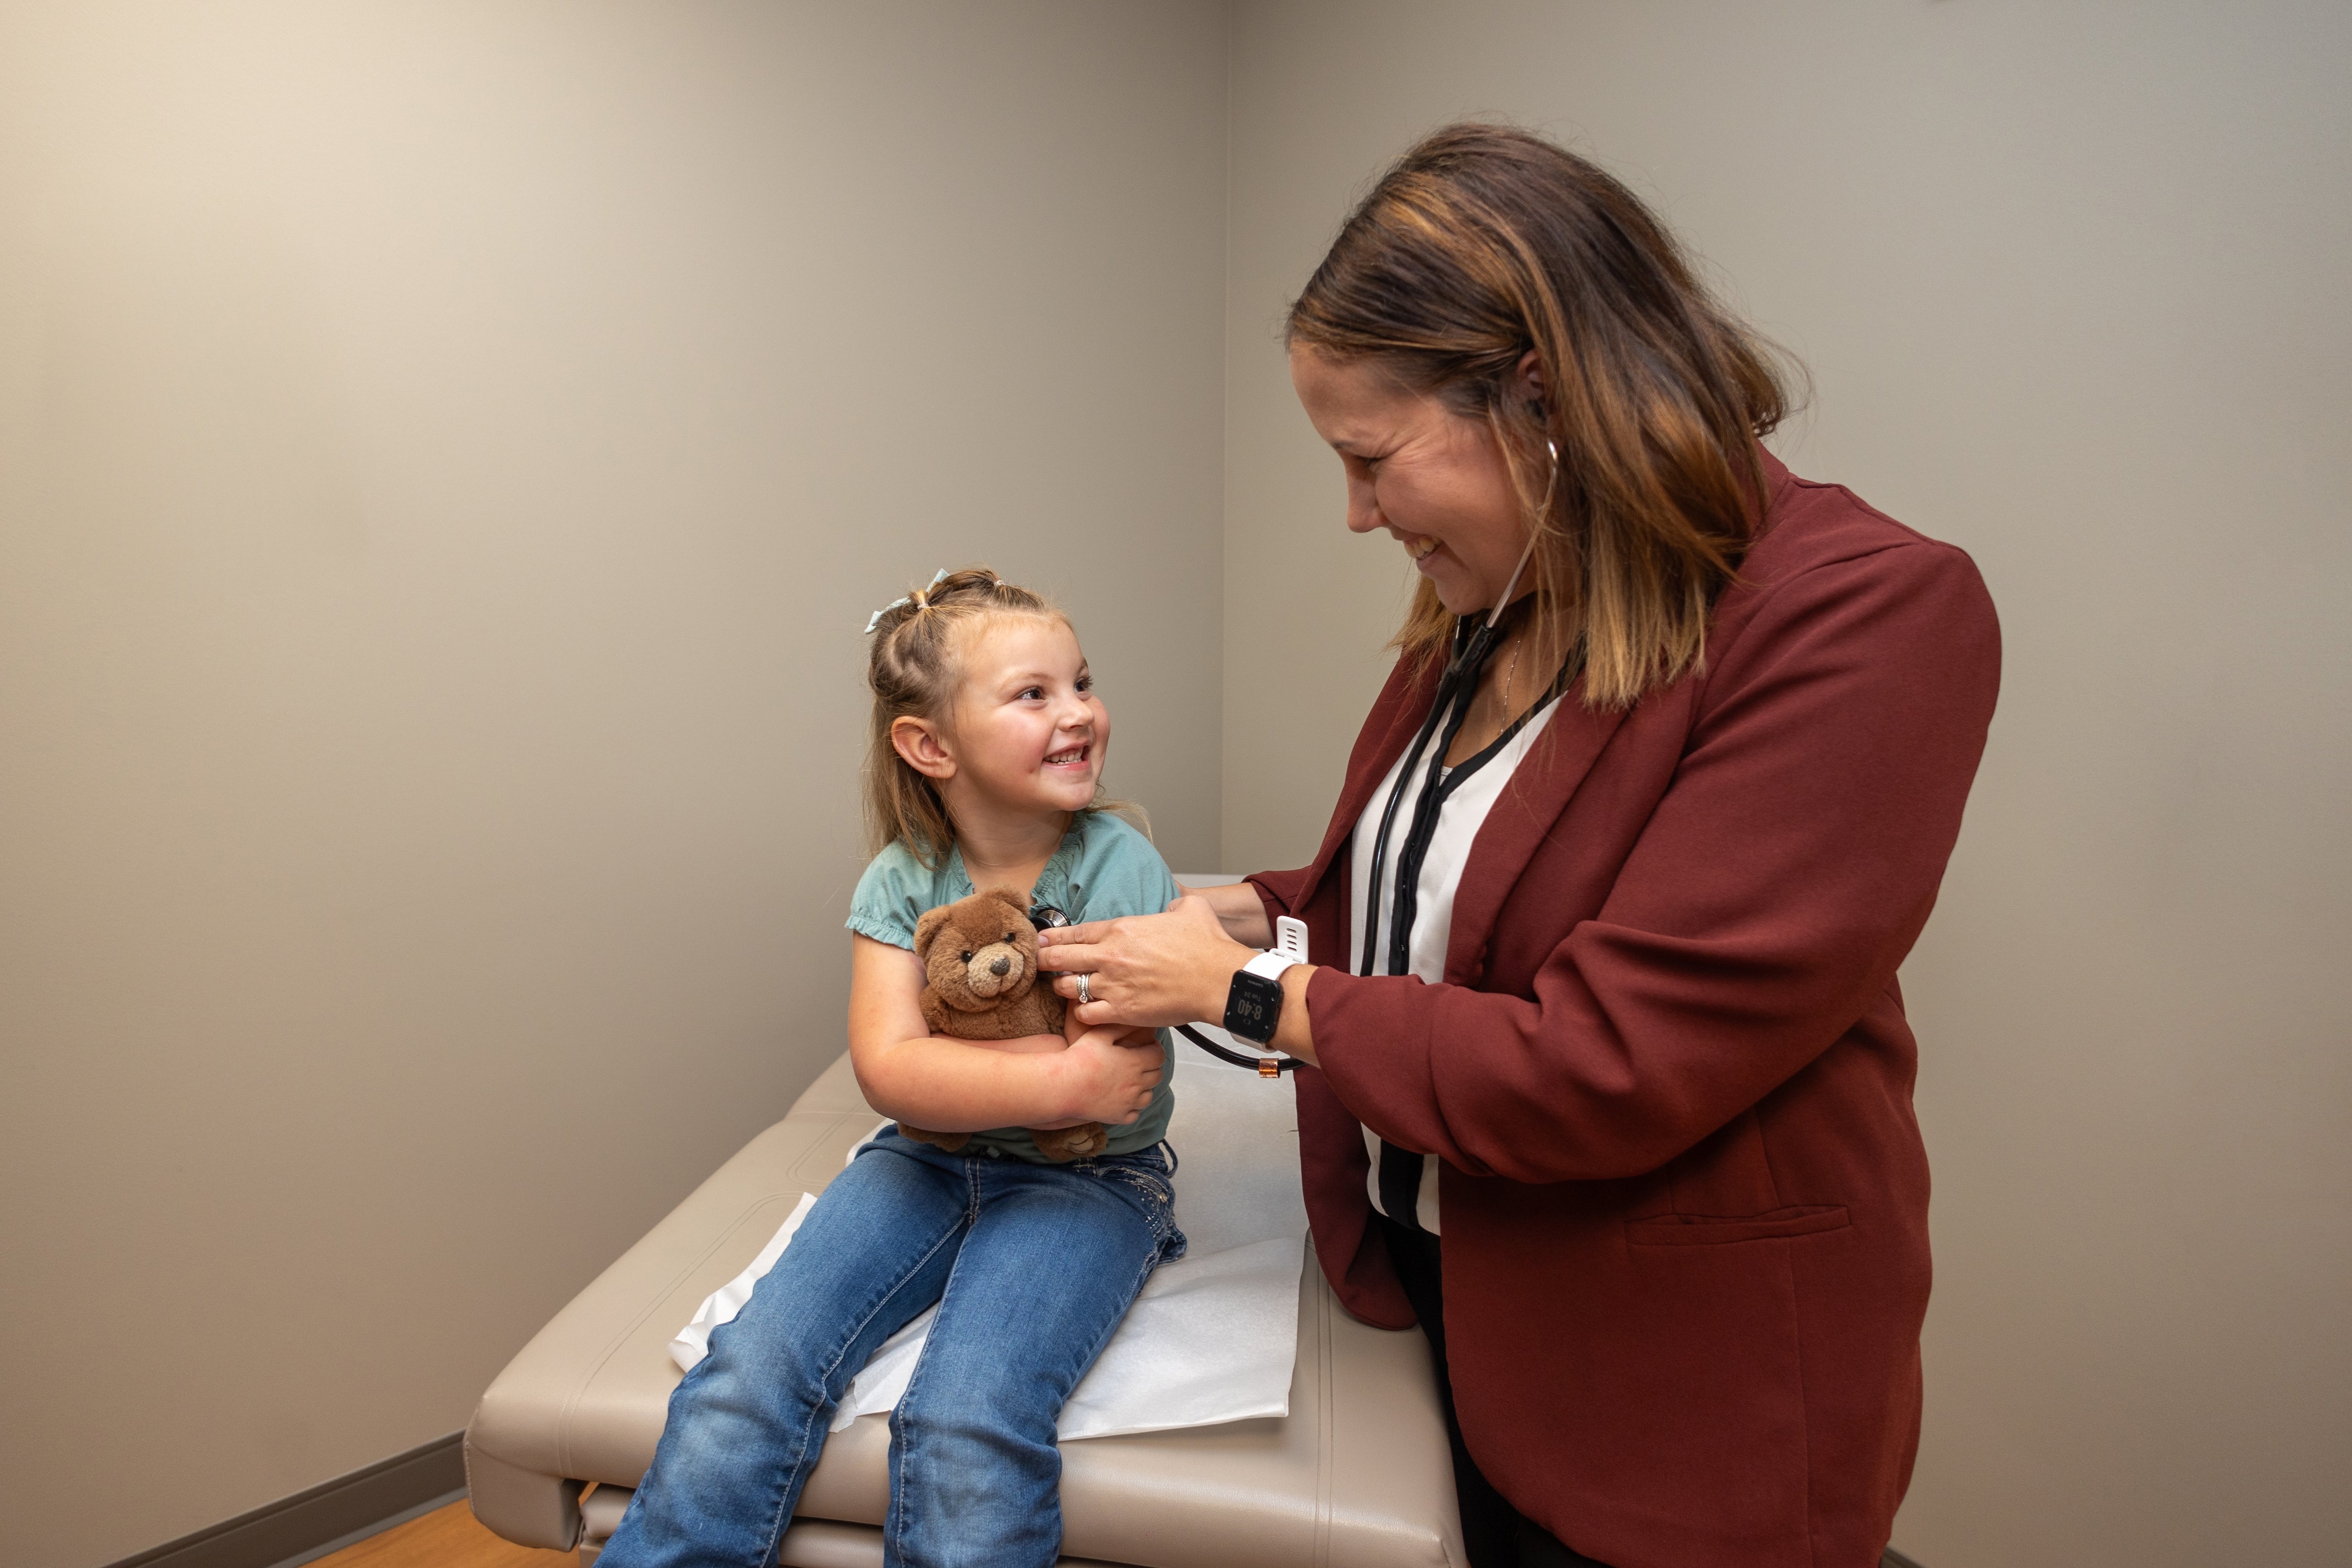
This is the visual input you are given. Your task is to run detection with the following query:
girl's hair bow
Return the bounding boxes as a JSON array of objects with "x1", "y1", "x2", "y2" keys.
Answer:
[{"x1": 864, "y1": 568, "x2": 950, "y2": 635}]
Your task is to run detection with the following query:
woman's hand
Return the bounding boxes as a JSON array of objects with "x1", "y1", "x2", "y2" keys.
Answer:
[
  {"x1": 1040, "y1": 895, "x2": 1324, "y2": 1066},
  {"x1": 1037, "y1": 894, "x2": 1250, "y2": 1029}
]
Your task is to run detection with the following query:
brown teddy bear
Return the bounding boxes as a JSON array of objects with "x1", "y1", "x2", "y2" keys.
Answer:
[{"x1": 895, "y1": 886, "x2": 1115, "y2": 1163}]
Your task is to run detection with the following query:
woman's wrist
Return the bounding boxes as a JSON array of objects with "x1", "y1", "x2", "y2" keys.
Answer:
[
  {"x1": 1201, "y1": 944, "x2": 1318, "y2": 1066},
  {"x1": 1271, "y1": 963, "x2": 1318, "y2": 1065}
]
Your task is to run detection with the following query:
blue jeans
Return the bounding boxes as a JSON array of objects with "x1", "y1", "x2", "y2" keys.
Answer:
[{"x1": 597, "y1": 1129, "x2": 1185, "y2": 1568}]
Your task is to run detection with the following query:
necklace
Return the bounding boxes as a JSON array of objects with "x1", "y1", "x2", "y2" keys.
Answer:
[{"x1": 1500, "y1": 634, "x2": 1523, "y2": 719}]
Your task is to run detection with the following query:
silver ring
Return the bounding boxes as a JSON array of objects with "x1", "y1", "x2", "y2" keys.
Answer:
[{"x1": 1076, "y1": 973, "x2": 1093, "y2": 1005}]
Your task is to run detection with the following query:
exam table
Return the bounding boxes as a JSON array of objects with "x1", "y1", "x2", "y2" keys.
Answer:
[{"x1": 463, "y1": 1046, "x2": 1466, "y2": 1567}]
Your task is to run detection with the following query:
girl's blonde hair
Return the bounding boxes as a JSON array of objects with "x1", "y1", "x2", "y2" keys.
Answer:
[{"x1": 864, "y1": 567, "x2": 1141, "y2": 868}]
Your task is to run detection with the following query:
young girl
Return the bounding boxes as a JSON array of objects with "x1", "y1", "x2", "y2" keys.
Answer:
[{"x1": 597, "y1": 568, "x2": 1183, "y2": 1568}]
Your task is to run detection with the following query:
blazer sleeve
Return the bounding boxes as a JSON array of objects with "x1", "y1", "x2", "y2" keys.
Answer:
[
  {"x1": 1311, "y1": 540, "x2": 2000, "y2": 1183},
  {"x1": 1246, "y1": 864, "x2": 1313, "y2": 925}
]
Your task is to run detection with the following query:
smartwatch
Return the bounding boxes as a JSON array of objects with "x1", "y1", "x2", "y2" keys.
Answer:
[{"x1": 1223, "y1": 950, "x2": 1298, "y2": 1045}]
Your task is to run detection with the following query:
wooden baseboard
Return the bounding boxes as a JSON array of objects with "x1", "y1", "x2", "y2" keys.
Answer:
[{"x1": 100, "y1": 1433, "x2": 468, "y2": 1568}]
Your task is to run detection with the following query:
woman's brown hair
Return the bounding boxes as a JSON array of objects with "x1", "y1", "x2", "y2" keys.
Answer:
[{"x1": 1287, "y1": 123, "x2": 1797, "y2": 708}]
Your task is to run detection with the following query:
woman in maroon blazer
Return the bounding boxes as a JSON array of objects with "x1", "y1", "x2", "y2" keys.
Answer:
[{"x1": 1040, "y1": 124, "x2": 1998, "y2": 1568}]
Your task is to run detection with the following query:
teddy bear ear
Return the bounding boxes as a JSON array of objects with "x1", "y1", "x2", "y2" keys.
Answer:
[
  {"x1": 975, "y1": 886, "x2": 1034, "y2": 931},
  {"x1": 912, "y1": 904, "x2": 954, "y2": 961}
]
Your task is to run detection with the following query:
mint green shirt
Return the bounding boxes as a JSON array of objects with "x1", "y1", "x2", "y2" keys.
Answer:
[{"x1": 847, "y1": 811, "x2": 1179, "y2": 1162}]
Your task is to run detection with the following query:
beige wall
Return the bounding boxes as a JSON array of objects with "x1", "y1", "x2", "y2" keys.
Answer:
[
  {"x1": 1223, "y1": 3, "x2": 2351, "y2": 1566},
  {"x1": 0, "y1": 5, "x2": 1227, "y2": 1564}
]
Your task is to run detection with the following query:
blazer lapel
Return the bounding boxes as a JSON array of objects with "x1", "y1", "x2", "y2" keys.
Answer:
[{"x1": 1443, "y1": 679, "x2": 1627, "y2": 985}]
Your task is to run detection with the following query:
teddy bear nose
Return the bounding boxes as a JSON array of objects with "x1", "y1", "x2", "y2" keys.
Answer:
[{"x1": 989, "y1": 955, "x2": 1011, "y2": 977}]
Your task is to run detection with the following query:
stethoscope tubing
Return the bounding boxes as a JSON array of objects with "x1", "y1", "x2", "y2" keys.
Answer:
[{"x1": 1359, "y1": 620, "x2": 1498, "y2": 977}]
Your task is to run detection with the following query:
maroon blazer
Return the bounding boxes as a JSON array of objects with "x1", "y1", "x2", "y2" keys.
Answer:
[{"x1": 1248, "y1": 454, "x2": 1998, "y2": 1568}]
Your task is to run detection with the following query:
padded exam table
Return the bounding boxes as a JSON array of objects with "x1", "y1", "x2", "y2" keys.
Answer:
[{"x1": 465, "y1": 1048, "x2": 1466, "y2": 1567}]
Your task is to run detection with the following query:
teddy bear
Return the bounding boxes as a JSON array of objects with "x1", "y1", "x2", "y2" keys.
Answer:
[{"x1": 894, "y1": 885, "x2": 1118, "y2": 1163}]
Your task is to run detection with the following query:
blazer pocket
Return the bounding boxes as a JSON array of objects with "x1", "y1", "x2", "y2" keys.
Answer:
[{"x1": 1625, "y1": 1204, "x2": 1851, "y2": 1247}]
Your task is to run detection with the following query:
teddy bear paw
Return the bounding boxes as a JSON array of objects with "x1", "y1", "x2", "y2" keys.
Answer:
[
  {"x1": 1031, "y1": 1123, "x2": 1109, "y2": 1162},
  {"x1": 897, "y1": 1123, "x2": 971, "y2": 1154}
]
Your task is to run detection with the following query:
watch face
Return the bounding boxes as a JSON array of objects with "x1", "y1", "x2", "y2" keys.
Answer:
[{"x1": 1224, "y1": 970, "x2": 1283, "y2": 1044}]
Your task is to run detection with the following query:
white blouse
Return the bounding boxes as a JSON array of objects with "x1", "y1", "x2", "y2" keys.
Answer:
[{"x1": 1346, "y1": 692, "x2": 1560, "y2": 1234}]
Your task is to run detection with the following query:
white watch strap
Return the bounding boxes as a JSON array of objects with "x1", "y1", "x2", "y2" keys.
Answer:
[
  {"x1": 1273, "y1": 915, "x2": 1310, "y2": 964},
  {"x1": 1241, "y1": 949, "x2": 1298, "y2": 982}
]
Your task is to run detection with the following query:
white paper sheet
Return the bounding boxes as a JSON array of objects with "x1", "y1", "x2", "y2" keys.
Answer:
[
  {"x1": 669, "y1": 1052, "x2": 1307, "y2": 1441},
  {"x1": 828, "y1": 1233, "x2": 1303, "y2": 1440},
  {"x1": 667, "y1": 1191, "x2": 818, "y2": 1373}
]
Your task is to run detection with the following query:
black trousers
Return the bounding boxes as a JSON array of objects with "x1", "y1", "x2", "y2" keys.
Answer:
[{"x1": 1379, "y1": 1216, "x2": 1615, "y2": 1568}]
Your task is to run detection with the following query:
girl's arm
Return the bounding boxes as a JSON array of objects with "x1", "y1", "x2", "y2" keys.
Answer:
[{"x1": 847, "y1": 934, "x2": 1163, "y2": 1133}]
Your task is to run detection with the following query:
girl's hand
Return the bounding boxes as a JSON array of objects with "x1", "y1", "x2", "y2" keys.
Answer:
[
  {"x1": 1037, "y1": 894, "x2": 1251, "y2": 1030},
  {"x1": 1050, "y1": 1024, "x2": 1164, "y2": 1126}
]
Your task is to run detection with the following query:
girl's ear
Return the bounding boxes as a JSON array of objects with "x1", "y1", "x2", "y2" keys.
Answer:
[{"x1": 891, "y1": 715, "x2": 957, "y2": 781}]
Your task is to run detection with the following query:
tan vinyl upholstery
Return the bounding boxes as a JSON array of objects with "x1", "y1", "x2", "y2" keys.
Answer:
[{"x1": 465, "y1": 1050, "x2": 1464, "y2": 1568}]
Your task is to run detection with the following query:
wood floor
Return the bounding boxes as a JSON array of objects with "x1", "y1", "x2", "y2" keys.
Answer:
[{"x1": 311, "y1": 1500, "x2": 577, "y2": 1568}]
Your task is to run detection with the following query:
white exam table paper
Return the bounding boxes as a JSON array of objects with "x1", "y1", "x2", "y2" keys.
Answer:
[{"x1": 669, "y1": 1051, "x2": 1308, "y2": 1442}]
